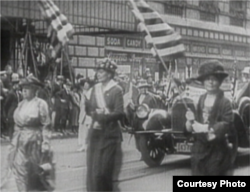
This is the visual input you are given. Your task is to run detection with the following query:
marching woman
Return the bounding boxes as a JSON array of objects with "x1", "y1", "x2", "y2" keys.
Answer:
[
  {"x1": 185, "y1": 60, "x2": 234, "y2": 175},
  {"x1": 3, "y1": 74, "x2": 53, "y2": 191},
  {"x1": 85, "y1": 58, "x2": 124, "y2": 191}
]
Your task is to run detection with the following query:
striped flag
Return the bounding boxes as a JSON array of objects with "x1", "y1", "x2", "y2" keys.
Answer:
[
  {"x1": 128, "y1": 0, "x2": 185, "y2": 61},
  {"x1": 38, "y1": 0, "x2": 74, "y2": 58}
]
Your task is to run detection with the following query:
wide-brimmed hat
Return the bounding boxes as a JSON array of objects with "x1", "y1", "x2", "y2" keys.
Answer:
[
  {"x1": 96, "y1": 58, "x2": 117, "y2": 74},
  {"x1": 19, "y1": 74, "x2": 43, "y2": 88},
  {"x1": 11, "y1": 73, "x2": 20, "y2": 83},
  {"x1": 195, "y1": 60, "x2": 228, "y2": 82},
  {"x1": 137, "y1": 79, "x2": 151, "y2": 88}
]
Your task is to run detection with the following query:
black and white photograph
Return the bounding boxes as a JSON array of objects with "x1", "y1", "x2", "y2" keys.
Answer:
[{"x1": 0, "y1": 0, "x2": 250, "y2": 191}]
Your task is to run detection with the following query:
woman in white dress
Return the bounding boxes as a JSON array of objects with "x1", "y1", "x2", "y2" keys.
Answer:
[{"x1": 77, "y1": 78, "x2": 94, "y2": 152}]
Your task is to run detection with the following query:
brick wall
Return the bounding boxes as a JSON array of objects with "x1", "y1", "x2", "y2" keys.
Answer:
[{"x1": 68, "y1": 35, "x2": 105, "y2": 69}]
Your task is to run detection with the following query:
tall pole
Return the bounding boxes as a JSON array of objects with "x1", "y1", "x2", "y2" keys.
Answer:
[
  {"x1": 60, "y1": 49, "x2": 63, "y2": 76},
  {"x1": 28, "y1": 32, "x2": 38, "y2": 77},
  {"x1": 130, "y1": 54, "x2": 135, "y2": 82}
]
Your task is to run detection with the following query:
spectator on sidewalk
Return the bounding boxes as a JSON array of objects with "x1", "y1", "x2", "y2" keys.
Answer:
[
  {"x1": 3, "y1": 73, "x2": 22, "y2": 140},
  {"x1": 77, "y1": 77, "x2": 94, "y2": 152}
]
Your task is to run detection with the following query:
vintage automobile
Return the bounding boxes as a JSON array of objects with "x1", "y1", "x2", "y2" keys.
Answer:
[{"x1": 124, "y1": 80, "x2": 249, "y2": 167}]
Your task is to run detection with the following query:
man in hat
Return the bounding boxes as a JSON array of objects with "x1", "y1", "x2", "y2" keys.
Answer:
[
  {"x1": 55, "y1": 78, "x2": 73, "y2": 135},
  {"x1": 3, "y1": 73, "x2": 22, "y2": 139},
  {"x1": 1, "y1": 64, "x2": 13, "y2": 90},
  {"x1": 85, "y1": 58, "x2": 124, "y2": 191},
  {"x1": 146, "y1": 73, "x2": 155, "y2": 92},
  {"x1": 135, "y1": 79, "x2": 159, "y2": 108},
  {"x1": 52, "y1": 75, "x2": 65, "y2": 134}
]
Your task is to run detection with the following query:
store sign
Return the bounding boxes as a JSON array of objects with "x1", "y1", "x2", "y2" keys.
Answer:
[
  {"x1": 235, "y1": 50, "x2": 245, "y2": 57},
  {"x1": 222, "y1": 48, "x2": 232, "y2": 55},
  {"x1": 192, "y1": 45, "x2": 206, "y2": 54},
  {"x1": 208, "y1": 46, "x2": 220, "y2": 54},
  {"x1": 109, "y1": 53, "x2": 128, "y2": 62},
  {"x1": 125, "y1": 37, "x2": 142, "y2": 48},
  {"x1": 105, "y1": 36, "x2": 123, "y2": 47}
]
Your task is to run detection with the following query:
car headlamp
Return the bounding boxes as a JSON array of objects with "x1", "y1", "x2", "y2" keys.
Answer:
[{"x1": 136, "y1": 104, "x2": 150, "y2": 119}]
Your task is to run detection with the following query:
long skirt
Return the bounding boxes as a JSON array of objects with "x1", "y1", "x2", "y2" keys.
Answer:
[
  {"x1": 4, "y1": 128, "x2": 54, "y2": 192},
  {"x1": 78, "y1": 116, "x2": 91, "y2": 147},
  {"x1": 86, "y1": 129, "x2": 122, "y2": 192}
]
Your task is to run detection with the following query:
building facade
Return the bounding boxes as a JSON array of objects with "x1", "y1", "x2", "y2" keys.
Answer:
[{"x1": 1, "y1": 0, "x2": 250, "y2": 80}]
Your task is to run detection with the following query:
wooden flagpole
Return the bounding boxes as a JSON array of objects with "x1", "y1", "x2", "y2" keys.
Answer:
[
  {"x1": 27, "y1": 32, "x2": 38, "y2": 77},
  {"x1": 63, "y1": 47, "x2": 74, "y2": 83},
  {"x1": 60, "y1": 49, "x2": 63, "y2": 76}
]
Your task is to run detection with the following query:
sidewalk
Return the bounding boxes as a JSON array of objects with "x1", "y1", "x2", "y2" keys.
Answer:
[{"x1": 0, "y1": 130, "x2": 79, "y2": 145}]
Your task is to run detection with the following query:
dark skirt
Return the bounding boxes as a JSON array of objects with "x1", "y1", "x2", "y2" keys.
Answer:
[
  {"x1": 191, "y1": 139, "x2": 233, "y2": 176},
  {"x1": 70, "y1": 106, "x2": 80, "y2": 127},
  {"x1": 86, "y1": 129, "x2": 122, "y2": 192}
]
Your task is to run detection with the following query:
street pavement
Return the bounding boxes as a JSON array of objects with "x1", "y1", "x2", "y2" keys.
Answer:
[{"x1": 1, "y1": 133, "x2": 250, "y2": 192}]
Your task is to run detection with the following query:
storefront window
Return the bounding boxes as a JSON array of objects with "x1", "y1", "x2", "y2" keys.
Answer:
[{"x1": 163, "y1": 0, "x2": 186, "y2": 17}]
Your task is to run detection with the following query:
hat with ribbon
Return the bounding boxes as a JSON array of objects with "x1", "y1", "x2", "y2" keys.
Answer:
[
  {"x1": 96, "y1": 58, "x2": 117, "y2": 74},
  {"x1": 19, "y1": 74, "x2": 43, "y2": 88},
  {"x1": 195, "y1": 60, "x2": 228, "y2": 82},
  {"x1": 137, "y1": 79, "x2": 151, "y2": 89}
]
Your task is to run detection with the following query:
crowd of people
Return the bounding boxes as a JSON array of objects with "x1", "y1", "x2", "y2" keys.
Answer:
[{"x1": 0, "y1": 65, "x2": 95, "y2": 141}]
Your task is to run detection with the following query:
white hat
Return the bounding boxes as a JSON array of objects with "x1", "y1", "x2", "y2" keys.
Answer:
[
  {"x1": 242, "y1": 67, "x2": 250, "y2": 74},
  {"x1": 11, "y1": 73, "x2": 20, "y2": 83}
]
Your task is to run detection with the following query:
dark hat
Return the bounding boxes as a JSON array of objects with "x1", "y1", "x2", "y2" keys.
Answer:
[
  {"x1": 96, "y1": 58, "x2": 117, "y2": 74},
  {"x1": 19, "y1": 74, "x2": 43, "y2": 88},
  {"x1": 196, "y1": 60, "x2": 228, "y2": 82},
  {"x1": 78, "y1": 77, "x2": 86, "y2": 85}
]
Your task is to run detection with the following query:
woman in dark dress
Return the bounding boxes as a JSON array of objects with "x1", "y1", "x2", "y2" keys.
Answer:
[
  {"x1": 185, "y1": 60, "x2": 234, "y2": 175},
  {"x1": 85, "y1": 58, "x2": 124, "y2": 191}
]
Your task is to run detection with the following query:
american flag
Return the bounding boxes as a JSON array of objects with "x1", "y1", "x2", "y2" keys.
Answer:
[
  {"x1": 38, "y1": 0, "x2": 74, "y2": 58},
  {"x1": 128, "y1": 0, "x2": 185, "y2": 61}
]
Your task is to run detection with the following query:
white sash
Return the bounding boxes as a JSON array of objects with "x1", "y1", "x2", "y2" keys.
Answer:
[
  {"x1": 92, "y1": 80, "x2": 117, "y2": 129},
  {"x1": 95, "y1": 83, "x2": 109, "y2": 113}
]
